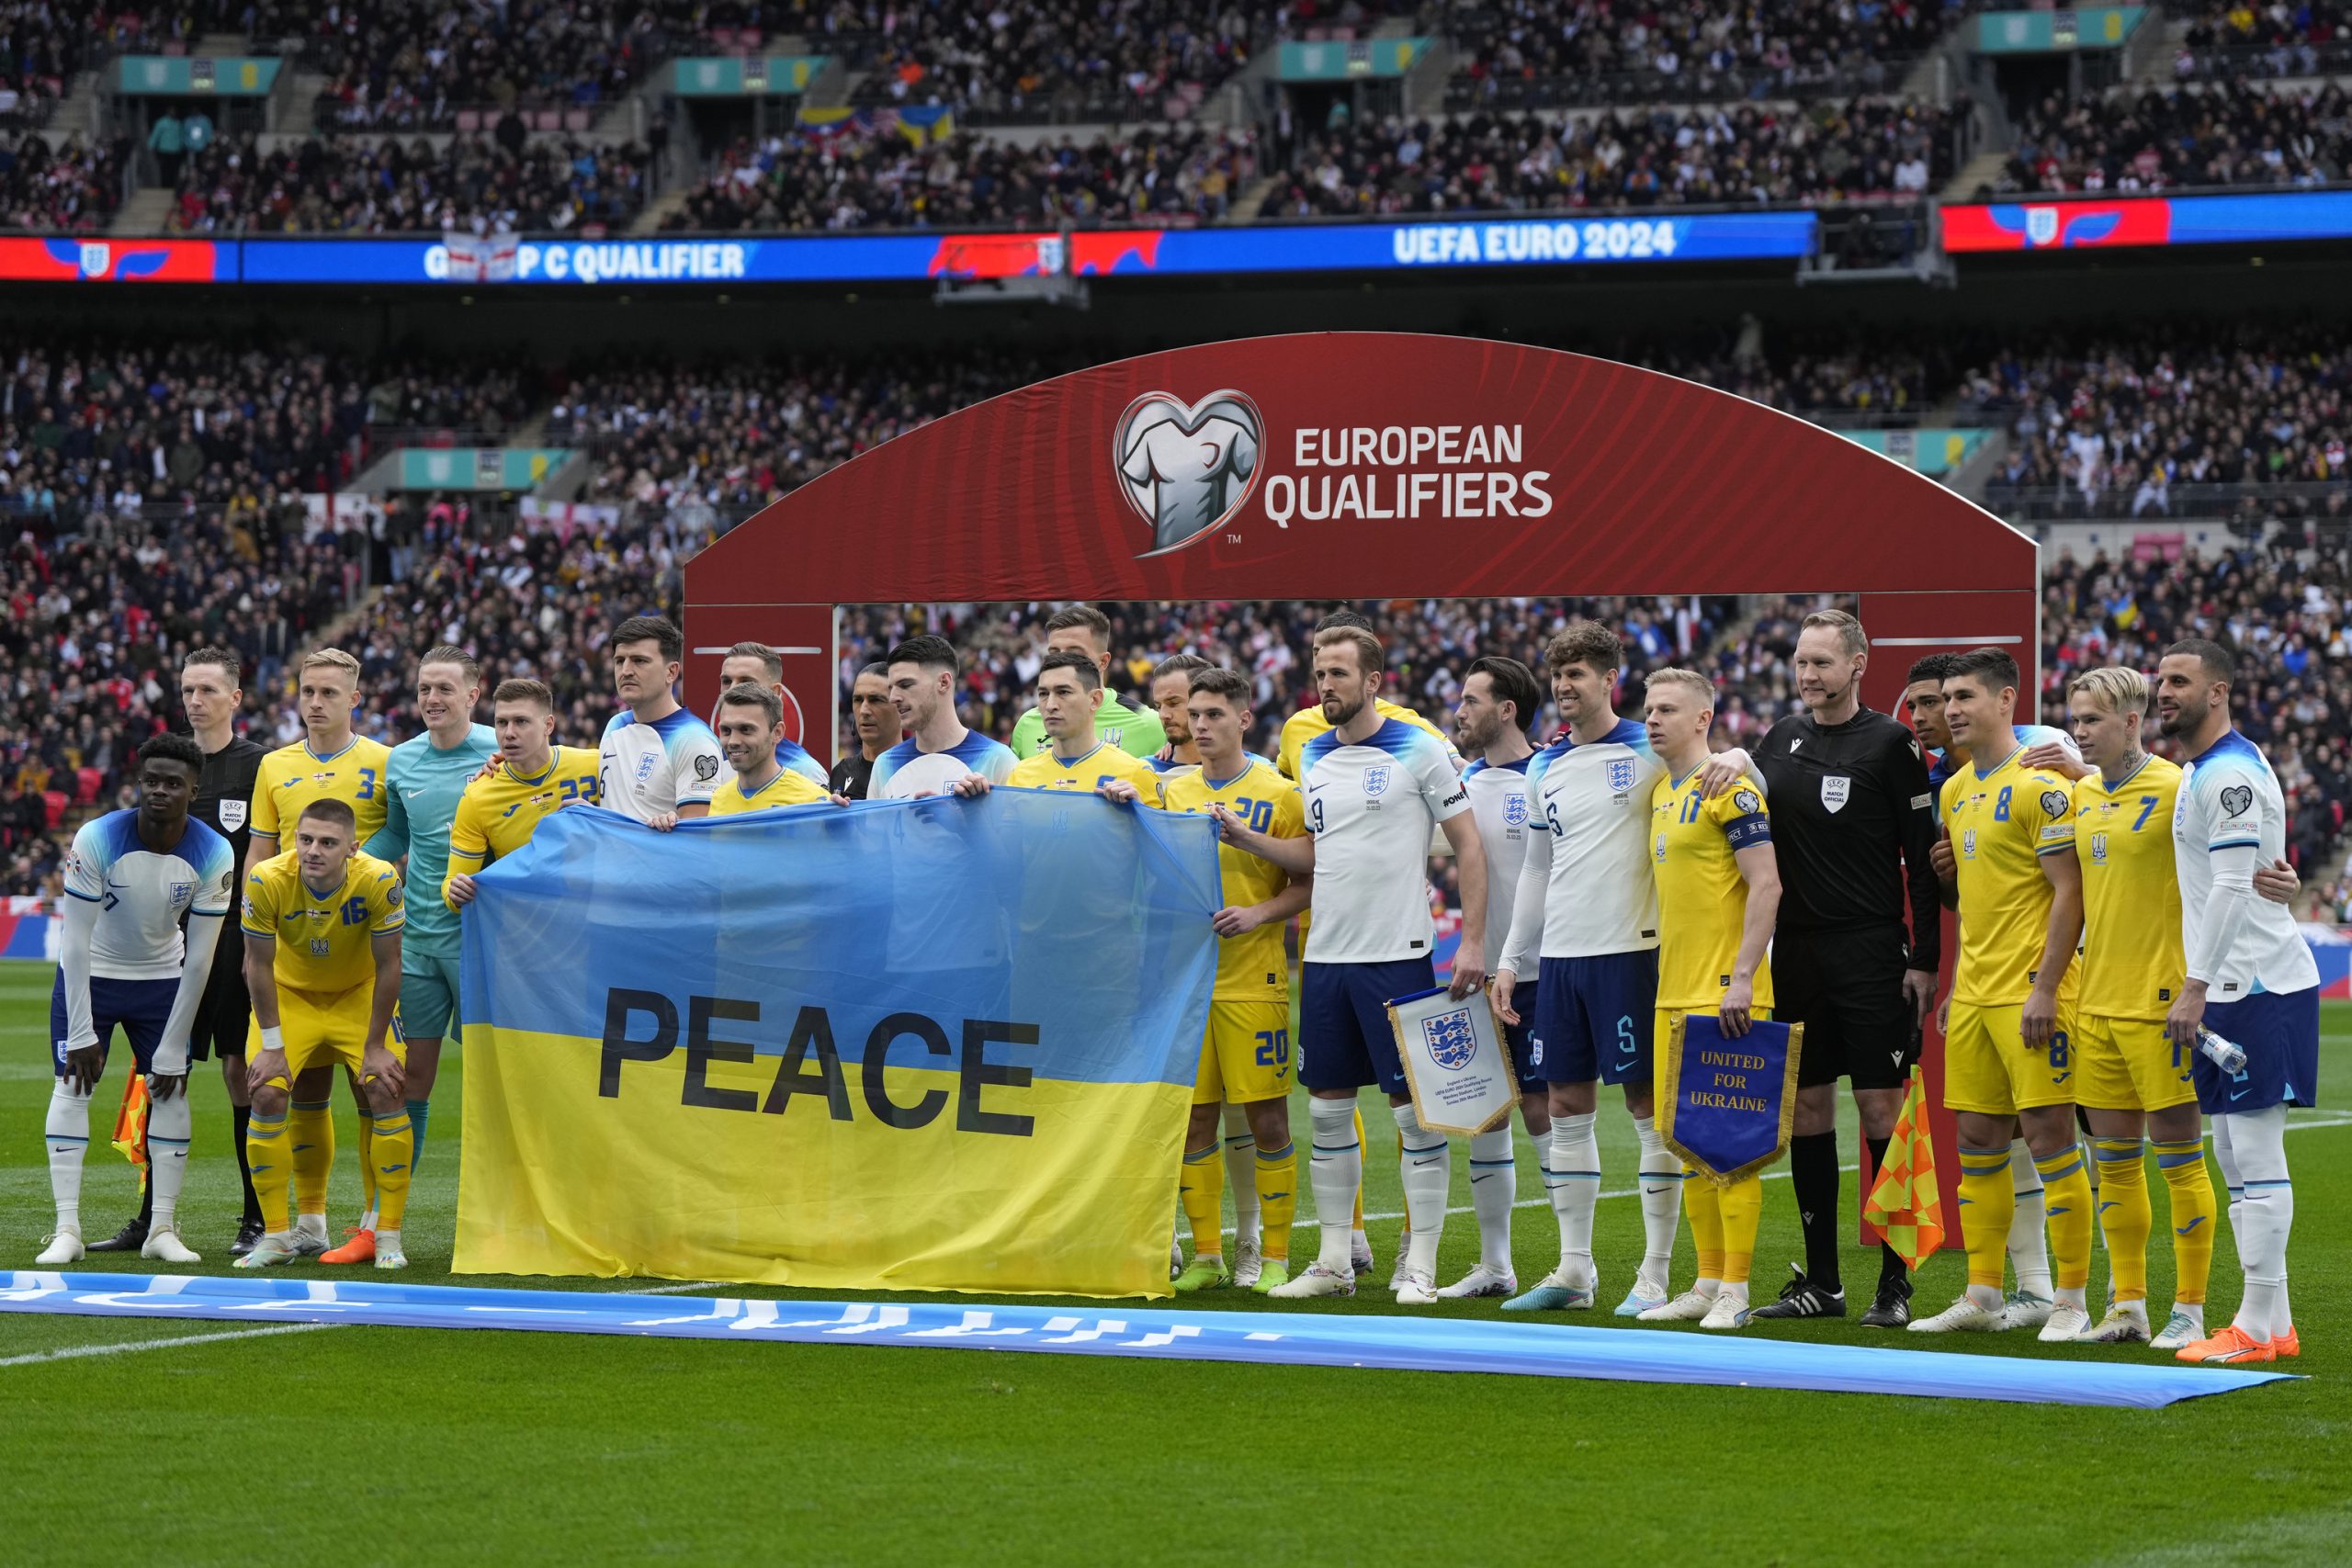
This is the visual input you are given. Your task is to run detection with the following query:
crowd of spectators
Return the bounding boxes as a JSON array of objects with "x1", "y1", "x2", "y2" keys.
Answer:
[
  {"x1": 2175, "y1": 0, "x2": 2352, "y2": 82},
  {"x1": 0, "y1": 0, "x2": 235, "y2": 131},
  {"x1": 0, "y1": 132, "x2": 126, "y2": 230},
  {"x1": 1993, "y1": 82, "x2": 2352, "y2": 197},
  {"x1": 1960, "y1": 327, "x2": 2352, "y2": 522},
  {"x1": 1444, "y1": 0, "x2": 1967, "y2": 111},
  {"x1": 1265, "y1": 100, "x2": 1957, "y2": 217},
  {"x1": 665, "y1": 124, "x2": 1255, "y2": 230},
  {"x1": 166, "y1": 130, "x2": 652, "y2": 233},
  {"x1": 2041, "y1": 540, "x2": 2352, "y2": 879}
]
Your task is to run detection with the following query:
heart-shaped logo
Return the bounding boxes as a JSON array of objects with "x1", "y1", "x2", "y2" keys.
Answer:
[
  {"x1": 2218, "y1": 784, "x2": 2254, "y2": 819},
  {"x1": 1114, "y1": 389, "x2": 1264, "y2": 557}
]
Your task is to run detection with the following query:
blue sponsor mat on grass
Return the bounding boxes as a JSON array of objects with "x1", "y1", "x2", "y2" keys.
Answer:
[{"x1": 0, "y1": 1272, "x2": 2294, "y2": 1408}]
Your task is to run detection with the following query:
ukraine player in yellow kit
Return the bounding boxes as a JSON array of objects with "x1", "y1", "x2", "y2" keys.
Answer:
[
  {"x1": 998, "y1": 651, "x2": 1168, "y2": 804},
  {"x1": 236, "y1": 800, "x2": 410, "y2": 1269},
  {"x1": 1636, "y1": 670, "x2": 1781, "y2": 1330},
  {"x1": 2066, "y1": 666, "x2": 2219, "y2": 1348},
  {"x1": 247, "y1": 646, "x2": 397, "y2": 1262},
  {"x1": 445, "y1": 680, "x2": 605, "y2": 908},
  {"x1": 1916, "y1": 649, "x2": 2091, "y2": 1340},
  {"x1": 707, "y1": 685, "x2": 832, "y2": 818},
  {"x1": 1165, "y1": 667, "x2": 1313, "y2": 1294}
]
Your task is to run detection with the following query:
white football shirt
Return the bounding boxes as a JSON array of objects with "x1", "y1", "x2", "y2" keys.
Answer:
[
  {"x1": 869, "y1": 729, "x2": 1018, "y2": 800},
  {"x1": 1500, "y1": 718, "x2": 1665, "y2": 969},
  {"x1": 1461, "y1": 755, "x2": 1535, "y2": 973},
  {"x1": 599, "y1": 705, "x2": 725, "y2": 821},
  {"x1": 1299, "y1": 717, "x2": 1467, "y2": 964},
  {"x1": 62, "y1": 809, "x2": 235, "y2": 980},
  {"x1": 2173, "y1": 728, "x2": 2319, "y2": 998}
]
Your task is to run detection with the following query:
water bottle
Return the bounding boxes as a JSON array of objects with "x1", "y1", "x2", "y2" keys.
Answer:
[{"x1": 2196, "y1": 1028, "x2": 2247, "y2": 1075}]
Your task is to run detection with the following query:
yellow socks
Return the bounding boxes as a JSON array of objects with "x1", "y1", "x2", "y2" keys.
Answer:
[
  {"x1": 2154, "y1": 1135, "x2": 2216, "y2": 1305},
  {"x1": 246, "y1": 1110, "x2": 292, "y2": 1234},
  {"x1": 1180, "y1": 1142, "x2": 1224, "y2": 1260},
  {"x1": 2091, "y1": 1136, "x2": 2151, "y2": 1303},
  {"x1": 1255, "y1": 1140, "x2": 1296, "y2": 1265},
  {"x1": 1958, "y1": 1145, "x2": 2016, "y2": 1294},
  {"x1": 1351, "y1": 1107, "x2": 1367, "y2": 1233},
  {"x1": 368, "y1": 1111, "x2": 414, "y2": 1232},
  {"x1": 288, "y1": 1099, "x2": 332, "y2": 1222},
  {"x1": 1719, "y1": 1173, "x2": 1763, "y2": 1287},
  {"x1": 2037, "y1": 1143, "x2": 2095, "y2": 1294},
  {"x1": 1682, "y1": 1168, "x2": 1724, "y2": 1282}
]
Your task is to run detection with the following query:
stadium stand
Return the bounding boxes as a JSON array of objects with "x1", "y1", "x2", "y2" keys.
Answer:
[
  {"x1": 0, "y1": 133, "x2": 130, "y2": 231},
  {"x1": 1992, "y1": 81, "x2": 2352, "y2": 196},
  {"x1": 1267, "y1": 99, "x2": 1962, "y2": 216},
  {"x1": 166, "y1": 131, "x2": 655, "y2": 233},
  {"x1": 2174, "y1": 0, "x2": 2352, "y2": 81}
]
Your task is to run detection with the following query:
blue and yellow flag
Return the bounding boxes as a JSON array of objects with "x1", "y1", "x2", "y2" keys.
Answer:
[{"x1": 454, "y1": 791, "x2": 1221, "y2": 1297}]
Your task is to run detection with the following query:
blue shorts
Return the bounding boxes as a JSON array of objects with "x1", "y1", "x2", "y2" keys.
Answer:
[
  {"x1": 399, "y1": 948, "x2": 463, "y2": 1041},
  {"x1": 1301, "y1": 957, "x2": 1434, "y2": 1098},
  {"x1": 1532, "y1": 951, "x2": 1659, "y2": 1087},
  {"x1": 50, "y1": 971, "x2": 177, "y2": 1076},
  {"x1": 1501, "y1": 984, "x2": 1544, "y2": 1092},
  {"x1": 2195, "y1": 987, "x2": 2320, "y2": 1114}
]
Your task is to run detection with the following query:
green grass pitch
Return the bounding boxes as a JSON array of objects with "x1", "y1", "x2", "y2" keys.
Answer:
[{"x1": 4, "y1": 958, "x2": 2346, "y2": 1565}]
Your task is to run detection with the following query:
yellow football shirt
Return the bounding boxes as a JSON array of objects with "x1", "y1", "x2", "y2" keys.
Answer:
[
  {"x1": 446, "y1": 746, "x2": 602, "y2": 907},
  {"x1": 1006, "y1": 740, "x2": 1166, "y2": 806},
  {"x1": 2072, "y1": 754, "x2": 2184, "y2": 1021},
  {"x1": 1941, "y1": 745, "x2": 2079, "y2": 1007},
  {"x1": 1651, "y1": 766, "x2": 1778, "y2": 1011},
  {"x1": 241, "y1": 850, "x2": 404, "y2": 996},
  {"x1": 708, "y1": 767, "x2": 829, "y2": 817},
  {"x1": 1277, "y1": 697, "x2": 1456, "y2": 781},
  {"x1": 1165, "y1": 759, "x2": 1304, "y2": 1002},
  {"x1": 251, "y1": 735, "x2": 395, "y2": 846}
]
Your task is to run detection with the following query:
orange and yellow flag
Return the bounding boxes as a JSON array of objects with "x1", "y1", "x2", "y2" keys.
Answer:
[
  {"x1": 1862, "y1": 1066, "x2": 1944, "y2": 1268},
  {"x1": 110, "y1": 1072, "x2": 150, "y2": 1176}
]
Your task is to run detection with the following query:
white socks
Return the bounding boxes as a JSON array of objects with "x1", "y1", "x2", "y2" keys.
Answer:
[
  {"x1": 2008, "y1": 1139, "x2": 2052, "y2": 1297},
  {"x1": 1308, "y1": 1099, "x2": 1363, "y2": 1275},
  {"x1": 146, "y1": 1087, "x2": 192, "y2": 1232},
  {"x1": 2218, "y1": 1105, "x2": 2293, "y2": 1340},
  {"x1": 1546, "y1": 1112, "x2": 1599, "y2": 1285},
  {"x1": 1633, "y1": 1114, "x2": 1681, "y2": 1295},
  {"x1": 1468, "y1": 1126, "x2": 1517, "y2": 1271},
  {"x1": 1222, "y1": 1102, "x2": 1261, "y2": 1247},
  {"x1": 1394, "y1": 1103, "x2": 1449, "y2": 1276},
  {"x1": 46, "y1": 1082, "x2": 92, "y2": 1234},
  {"x1": 296, "y1": 1212, "x2": 330, "y2": 1244}
]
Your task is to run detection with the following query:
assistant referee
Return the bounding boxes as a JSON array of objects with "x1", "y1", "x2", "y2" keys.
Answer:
[{"x1": 1704, "y1": 610, "x2": 1940, "y2": 1327}]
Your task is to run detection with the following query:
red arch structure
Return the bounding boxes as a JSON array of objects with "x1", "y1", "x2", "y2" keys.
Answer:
[{"x1": 685, "y1": 333, "x2": 2042, "y2": 1211}]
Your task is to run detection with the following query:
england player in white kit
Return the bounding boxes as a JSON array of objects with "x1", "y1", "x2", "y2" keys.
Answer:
[
  {"x1": 599, "y1": 615, "x2": 724, "y2": 825},
  {"x1": 40, "y1": 736, "x2": 236, "y2": 1265},
  {"x1": 1222, "y1": 626, "x2": 1488, "y2": 1304},
  {"x1": 1496, "y1": 621, "x2": 1761, "y2": 1315},
  {"x1": 870, "y1": 635, "x2": 1018, "y2": 799},
  {"x1": 1439, "y1": 655, "x2": 1554, "y2": 1299},
  {"x1": 2158, "y1": 638, "x2": 2320, "y2": 1365}
]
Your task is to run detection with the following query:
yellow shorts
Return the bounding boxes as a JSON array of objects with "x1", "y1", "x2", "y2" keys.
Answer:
[
  {"x1": 250, "y1": 985, "x2": 404, "y2": 1081},
  {"x1": 2075, "y1": 1014, "x2": 2195, "y2": 1113},
  {"x1": 1194, "y1": 999, "x2": 1291, "y2": 1106},
  {"x1": 1944, "y1": 1000, "x2": 2075, "y2": 1115},
  {"x1": 1654, "y1": 1006, "x2": 1771, "y2": 1100}
]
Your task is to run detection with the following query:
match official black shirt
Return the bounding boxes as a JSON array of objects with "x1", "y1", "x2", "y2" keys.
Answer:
[
  {"x1": 1755, "y1": 706, "x2": 1941, "y2": 973},
  {"x1": 191, "y1": 733, "x2": 266, "y2": 984},
  {"x1": 828, "y1": 750, "x2": 877, "y2": 801}
]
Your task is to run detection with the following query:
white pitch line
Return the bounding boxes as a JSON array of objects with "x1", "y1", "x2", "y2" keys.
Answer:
[{"x1": 0, "y1": 1322, "x2": 331, "y2": 1367}]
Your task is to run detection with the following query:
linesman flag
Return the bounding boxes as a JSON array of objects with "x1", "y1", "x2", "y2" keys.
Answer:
[
  {"x1": 110, "y1": 1072, "x2": 150, "y2": 1176},
  {"x1": 1862, "y1": 1066, "x2": 1944, "y2": 1268}
]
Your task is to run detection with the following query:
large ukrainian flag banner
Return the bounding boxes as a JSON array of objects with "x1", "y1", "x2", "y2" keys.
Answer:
[{"x1": 453, "y1": 791, "x2": 1222, "y2": 1298}]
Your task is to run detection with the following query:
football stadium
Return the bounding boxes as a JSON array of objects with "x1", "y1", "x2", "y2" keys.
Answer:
[{"x1": 6, "y1": 2, "x2": 2352, "y2": 1562}]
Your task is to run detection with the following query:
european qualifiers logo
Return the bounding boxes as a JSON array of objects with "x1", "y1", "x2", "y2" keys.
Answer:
[
  {"x1": 1114, "y1": 390, "x2": 1265, "y2": 556},
  {"x1": 2218, "y1": 784, "x2": 2256, "y2": 821}
]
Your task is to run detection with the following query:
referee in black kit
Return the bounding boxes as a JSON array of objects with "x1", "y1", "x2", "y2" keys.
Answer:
[
  {"x1": 86, "y1": 648, "x2": 268, "y2": 1256},
  {"x1": 1701, "y1": 610, "x2": 1940, "y2": 1327}
]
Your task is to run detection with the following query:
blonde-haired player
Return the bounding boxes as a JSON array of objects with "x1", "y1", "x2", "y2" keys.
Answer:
[
  {"x1": 707, "y1": 685, "x2": 831, "y2": 817},
  {"x1": 2064, "y1": 665, "x2": 2218, "y2": 1348},
  {"x1": 1636, "y1": 670, "x2": 1781, "y2": 1329},
  {"x1": 1916, "y1": 649, "x2": 2090, "y2": 1339},
  {"x1": 445, "y1": 681, "x2": 605, "y2": 908},
  {"x1": 1164, "y1": 667, "x2": 1312, "y2": 1293},
  {"x1": 237, "y1": 800, "x2": 410, "y2": 1269},
  {"x1": 248, "y1": 646, "x2": 397, "y2": 1262}
]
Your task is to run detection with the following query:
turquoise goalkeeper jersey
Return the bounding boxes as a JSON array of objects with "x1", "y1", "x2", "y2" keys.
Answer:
[{"x1": 368, "y1": 723, "x2": 497, "y2": 958}]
